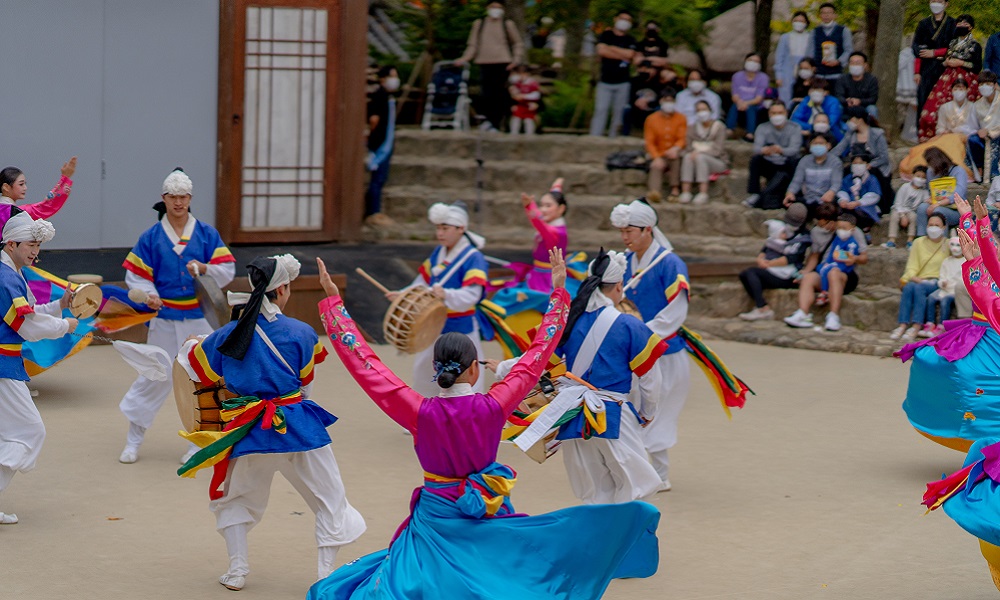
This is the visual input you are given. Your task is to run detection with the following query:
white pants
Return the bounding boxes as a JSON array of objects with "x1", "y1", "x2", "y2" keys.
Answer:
[
  {"x1": 561, "y1": 407, "x2": 662, "y2": 504},
  {"x1": 0, "y1": 379, "x2": 45, "y2": 493},
  {"x1": 642, "y1": 352, "x2": 691, "y2": 482},
  {"x1": 119, "y1": 317, "x2": 213, "y2": 434},
  {"x1": 211, "y1": 445, "x2": 367, "y2": 549},
  {"x1": 410, "y1": 327, "x2": 484, "y2": 398}
]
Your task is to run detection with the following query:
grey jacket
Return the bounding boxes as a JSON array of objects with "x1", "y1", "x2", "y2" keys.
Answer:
[{"x1": 753, "y1": 121, "x2": 803, "y2": 165}]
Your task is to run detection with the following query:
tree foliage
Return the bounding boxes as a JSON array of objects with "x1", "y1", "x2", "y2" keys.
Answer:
[{"x1": 797, "y1": 0, "x2": 1000, "y2": 35}]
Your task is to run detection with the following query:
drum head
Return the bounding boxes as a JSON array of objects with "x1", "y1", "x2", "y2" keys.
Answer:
[
  {"x1": 172, "y1": 360, "x2": 198, "y2": 433},
  {"x1": 69, "y1": 283, "x2": 103, "y2": 319},
  {"x1": 195, "y1": 275, "x2": 230, "y2": 330},
  {"x1": 384, "y1": 288, "x2": 447, "y2": 354}
]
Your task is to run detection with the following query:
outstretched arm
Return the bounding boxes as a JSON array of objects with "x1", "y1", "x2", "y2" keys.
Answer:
[
  {"x1": 23, "y1": 158, "x2": 75, "y2": 220},
  {"x1": 522, "y1": 194, "x2": 561, "y2": 251},
  {"x1": 317, "y1": 258, "x2": 422, "y2": 433}
]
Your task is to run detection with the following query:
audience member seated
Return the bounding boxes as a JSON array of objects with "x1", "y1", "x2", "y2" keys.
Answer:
[
  {"x1": 989, "y1": 175, "x2": 1000, "y2": 207},
  {"x1": 922, "y1": 235, "x2": 964, "y2": 337},
  {"x1": 884, "y1": 165, "x2": 931, "y2": 248},
  {"x1": 918, "y1": 13, "x2": 984, "y2": 141},
  {"x1": 679, "y1": 100, "x2": 729, "y2": 204},
  {"x1": 936, "y1": 77, "x2": 980, "y2": 138},
  {"x1": 916, "y1": 146, "x2": 969, "y2": 235},
  {"x1": 810, "y1": 112, "x2": 842, "y2": 142},
  {"x1": 737, "y1": 203, "x2": 811, "y2": 321},
  {"x1": 727, "y1": 52, "x2": 770, "y2": 141},
  {"x1": 626, "y1": 60, "x2": 665, "y2": 135},
  {"x1": 836, "y1": 150, "x2": 882, "y2": 232},
  {"x1": 790, "y1": 58, "x2": 818, "y2": 110},
  {"x1": 783, "y1": 132, "x2": 841, "y2": 215},
  {"x1": 833, "y1": 107, "x2": 893, "y2": 213},
  {"x1": 972, "y1": 70, "x2": 1000, "y2": 180},
  {"x1": 791, "y1": 79, "x2": 844, "y2": 141},
  {"x1": 644, "y1": 90, "x2": 687, "y2": 201},
  {"x1": 835, "y1": 51, "x2": 880, "y2": 116},
  {"x1": 785, "y1": 210, "x2": 868, "y2": 332},
  {"x1": 890, "y1": 214, "x2": 948, "y2": 341},
  {"x1": 676, "y1": 69, "x2": 722, "y2": 126},
  {"x1": 744, "y1": 103, "x2": 803, "y2": 209}
]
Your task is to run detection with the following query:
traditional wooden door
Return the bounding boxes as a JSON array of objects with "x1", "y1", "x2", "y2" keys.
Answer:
[{"x1": 217, "y1": 0, "x2": 365, "y2": 244}]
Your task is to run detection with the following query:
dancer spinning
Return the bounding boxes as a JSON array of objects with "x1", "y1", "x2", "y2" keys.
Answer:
[
  {"x1": 178, "y1": 254, "x2": 365, "y2": 591},
  {"x1": 611, "y1": 199, "x2": 689, "y2": 491},
  {"x1": 310, "y1": 248, "x2": 660, "y2": 599},
  {"x1": 117, "y1": 168, "x2": 235, "y2": 464},
  {"x1": 521, "y1": 178, "x2": 569, "y2": 293},
  {"x1": 0, "y1": 157, "x2": 77, "y2": 227},
  {"x1": 387, "y1": 201, "x2": 487, "y2": 397},
  {"x1": 0, "y1": 213, "x2": 79, "y2": 524}
]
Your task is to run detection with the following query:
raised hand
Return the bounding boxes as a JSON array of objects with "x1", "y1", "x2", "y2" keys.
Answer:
[
  {"x1": 549, "y1": 247, "x2": 566, "y2": 289},
  {"x1": 974, "y1": 195, "x2": 989, "y2": 221},
  {"x1": 958, "y1": 228, "x2": 981, "y2": 261},
  {"x1": 316, "y1": 257, "x2": 340, "y2": 297},
  {"x1": 61, "y1": 156, "x2": 77, "y2": 179},
  {"x1": 521, "y1": 193, "x2": 534, "y2": 208},
  {"x1": 954, "y1": 193, "x2": 972, "y2": 216}
]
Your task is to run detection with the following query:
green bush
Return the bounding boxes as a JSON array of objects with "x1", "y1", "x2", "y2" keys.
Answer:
[{"x1": 542, "y1": 75, "x2": 594, "y2": 129}]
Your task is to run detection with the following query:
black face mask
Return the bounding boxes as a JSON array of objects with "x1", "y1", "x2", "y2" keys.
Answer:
[{"x1": 956, "y1": 26, "x2": 971, "y2": 36}]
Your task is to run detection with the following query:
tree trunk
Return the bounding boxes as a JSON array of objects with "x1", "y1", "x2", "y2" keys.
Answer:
[
  {"x1": 755, "y1": 0, "x2": 774, "y2": 65},
  {"x1": 563, "y1": 0, "x2": 592, "y2": 61},
  {"x1": 872, "y1": 0, "x2": 906, "y2": 142},
  {"x1": 506, "y1": 0, "x2": 526, "y2": 37},
  {"x1": 864, "y1": 8, "x2": 879, "y2": 59}
]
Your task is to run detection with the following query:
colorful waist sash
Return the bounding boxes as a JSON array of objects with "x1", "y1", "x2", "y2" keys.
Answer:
[{"x1": 423, "y1": 462, "x2": 517, "y2": 519}]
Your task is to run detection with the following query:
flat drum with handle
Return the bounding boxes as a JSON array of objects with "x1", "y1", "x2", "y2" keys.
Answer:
[
  {"x1": 383, "y1": 286, "x2": 448, "y2": 354},
  {"x1": 68, "y1": 283, "x2": 103, "y2": 319},
  {"x1": 172, "y1": 359, "x2": 238, "y2": 433}
]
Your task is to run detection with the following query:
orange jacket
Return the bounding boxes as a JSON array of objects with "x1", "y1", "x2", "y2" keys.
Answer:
[{"x1": 643, "y1": 111, "x2": 688, "y2": 159}]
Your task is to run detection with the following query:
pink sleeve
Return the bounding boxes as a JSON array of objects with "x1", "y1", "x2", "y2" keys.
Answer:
[
  {"x1": 23, "y1": 176, "x2": 72, "y2": 220},
  {"x1": 963, "y1": 257, "x2": 1000, "y2": 328},
  {"x1": 525, "y1": 201, "x2": 560, "y2": 251},
  {"x1": 318, "y1": 295, "x2": 423, "y2": 434},
  {"x1": 974, "y1": 215, "x2": 1000, "y2": 285},
  {"x1": 487, "y1": 287, "x2": 570, "y2": 415}
]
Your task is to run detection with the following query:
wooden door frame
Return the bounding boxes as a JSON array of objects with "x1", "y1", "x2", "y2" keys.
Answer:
[{"x1": 216, "y1": 0, "x2": 366, "y2": 244}]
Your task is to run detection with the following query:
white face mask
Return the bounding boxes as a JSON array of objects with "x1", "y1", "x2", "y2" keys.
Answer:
[
  {"x1": 383, "y1": 77, "x2": 400, "y2": 92},
  {"x1": 688, "y1": 80, "x2": 706, "y2": 93},
  {"x1": 926, "y1": 225, "x2": 945, "y2": 240},
  {"x1": 799, "y1": 69, "x2": 814, "y2": 79},
  {"x1": 745, "y1": 61, "x2": 761, "y2": 73},
  {"x1": 849, "y1": 64, "x2": 864, "y2": 77},
  {"x1": 488, "y1": 7, "x2": 504, "y2": 19},
  {"x1": 660, "y1": 101, "x2": 676, "y2": 113},
  {"x1": 809, "y1": 90, "x2": 826, "y2": 104},
  {"x1": 813, "y1": 121, "x2": 831, "y2": 133},
  {"x1": 929, "y1": 2, "x2": 946, "y2": 15},
  {"x1": 911, "y1": 176, "x2": 927, "y2": 188},
  {"x1": 770, "y1": 114, "x2": 787, "y2": 127},
  {"x1": 981, "y1": 84, "x2": 996, "y2": 98},
  {"x1": 696, "y1": 110, "x2": 713, "y2": 123},
  {"x1": 851, "y1": 163, "x2": 868, "y2": 177},
  {"x1": 953, "y1": 90, "x2": 968, "y2": 103},
  {"x1": 509, "y1": 75, "x2": 522, "y2": 84},
  {"x1": 847, "y1": 120, "x2": 859, "y2": 131},
  {"x1": 836, "y1": 229, "x2": 852, "y2": 240},
  {"x1": 792, "y1": 21, "x2": 807, "y2": 33},
  {"x1": 615, "y1": 19, "x2": 632, "y2": 32},
  {"x1": 950, "y1": 240, "x2": 963, "y2": 257}
]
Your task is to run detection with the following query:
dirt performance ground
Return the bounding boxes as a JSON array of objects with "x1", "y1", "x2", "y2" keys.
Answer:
[{"x1": 0, "y1": 340, "x2": 992, "y2": 599}]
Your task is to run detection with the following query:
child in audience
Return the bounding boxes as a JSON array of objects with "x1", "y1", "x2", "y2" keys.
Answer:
[
  {"x1": 923, "y1": 236, "x2": 964, "y2": 337},
  {"x1": 509, "y1": 64, "x2": 541, "y2": 135},
  {"x1": 836, "y1": 151, "x2": 881, "y2": 232},
  {"x1": 884, "y1": 165, "x2": 930, "y2": 249},
  {"x1": 817, "y1": 213, "x2": 861, "y2": 293}
]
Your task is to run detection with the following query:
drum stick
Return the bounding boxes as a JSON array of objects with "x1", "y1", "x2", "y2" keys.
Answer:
[
  {"x1": 127, "y1": 289, "x2": 149, "y2": 304},
  {"x1": 483, "y1": 255, "x2": 512, "y2": 267},
  {"x1": 354, "y1": 268, "x2": 392, "y2": 295}
]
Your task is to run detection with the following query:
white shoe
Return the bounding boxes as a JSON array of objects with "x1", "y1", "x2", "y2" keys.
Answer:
[
  {"x1": 889, "y1": 324, "x2": 908, "y2": 340},
  {"x1": 657, "y1": 479, "x2": 672, "y2": 493},
  {"x1": 901, "y1": 324, "x2": 921, "y2": 341},
  {"x1": 824, "y1": 313, "x2": 841, "y2": 331},
  {"x1": 180, "y1": 446, "x2": 198, "y2": 465},
  {"x1": 692, "y1": 192, "x2": 710, "y2": 204},
  {"x1": 119, "y1": 446, "x2": 139, "y2": 464},
  {"x1": 678, "y1": 192, "x2": 693, "y2": 203},
  {"x1": 0, "y1": 512, "x2": 18, "y2": 524},
  {"x1": 784, "y1": 310, "x2": 813, "y2": 328},
  {"x1": 219, "y1": 573, "x2": 246, "y2": 591},
  {"x1": 742, "y1": 194, "x2": 760, "y2": 208},
  {"x1": 739, "y1": 306, "x2": 774, "y2": 321}
]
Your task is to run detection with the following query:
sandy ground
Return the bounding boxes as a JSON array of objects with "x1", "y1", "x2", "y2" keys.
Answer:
[{"x1": 1, "y1": 338, "x2": 996, "y2": 600}]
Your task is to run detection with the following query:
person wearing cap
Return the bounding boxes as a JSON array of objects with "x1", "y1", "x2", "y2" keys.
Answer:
[
  {"x1": 835, "y1": 151, "x2": 882, "y2": 232},
  {"x1": 117, "y1": 169, "x2": 236, "y2": 465},
  {"x1": 0, "y1": 212, "x2": 79, "y2": 525},
  {"x1": 643, "y1": 90, "x2": 687, "y2": 202},
  {"x1": 738, "y1": 203, "x2": 812, "y2": 322},
  {"x1": 610, "y1": 200, "x2": 688, "y2": 491},
  {"x1": 553, "y1": 249, "x2": 666, "y2": 503},
  {"x1": 178, "y1": 254, "x2": 365, "y2": 591},
  {"x1": 387, "y1": 201, "x2": 488, "y2": 398}
]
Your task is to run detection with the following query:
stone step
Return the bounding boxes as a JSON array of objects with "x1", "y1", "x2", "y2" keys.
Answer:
[
  {"x1": 394, "y1": 128, "x2": 643, "y2": 165},
  {"x1": 686, "y1": 315, "x2": 899, "y2": 357}
]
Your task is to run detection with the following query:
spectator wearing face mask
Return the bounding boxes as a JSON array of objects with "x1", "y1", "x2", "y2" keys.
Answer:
[
  {"x1": 811, "y1": 2, "x2": 853, "y2": 81},
  {"x1": 972, "y1": 70, "x2": 1000, "y2": 181},
  {"x1": 625, "y1": 61, "x2": 664, "y2": 135},
  {"x1": 884, "y1": 165, "x2": 931, "y2": 249},
  {"x1": 913, "y1": 1, "x2": 957, "y2": 115},
  {"x1": 783, "y1": 132, "x2": 841, "y2": 215},
  {"x1": 644, "y1": 90, "x2": 687, "y2": 201},
  {"x1": 921, "y1": 236, "x2": 965, "y2": 336},
  {"x1": 833, "y1": 107, "x2": 893, "y2": 213},
  {"x1": 589, "y1": 11, "x2": 639, "y2": 137},
  {"x1": 365, "y1": 65, "x2": 400, "y2": 225},
  {"x1": 744, "y1": 103, "x2": 803, "y2": 209},
  {"x1": 790, "y1": 58, "x2": 818, "y2": 110},
  {"x1": 916, "y1": 146, "x2": 968, "y2": 235},
  {"x1": 890, "y1": 213, "x2": 949, "y2": 342},
  {"x1": 775, "y1": 12, "x2": 813, "y2": 108},
  {"x1": 791, "y1": 79, "x2": 844, "y2": 141},
  {"x1": 835, "y1": 52, "x2": 880, "y2": 117},
  {"x1": 679, "y1": 100, "x2": 729, "y2": 204},
  {"x1": 836, "y1": 151, "x2": 882, "y2": 232},
  {"x1": 639, "y1": 20, "x2": 669, "y2": 67},
  {"x1": 737, "y1": 202, "x2": 811, "y2": 321},
  {"x1": 727, "y1": 53, "x2": 770, "y2": 142},
  {"x1": 918, "y1": 14, "x2": 982, "y2": 142},
  {"x1": 676, "y1": 69, "x2": 722, "y2": 126},
  {"x1": 456, "y1": 1, "x2": 525, "y2": 132},
  {"x1": 810, "y1": 112, "x2": 841, "y2": 142}
]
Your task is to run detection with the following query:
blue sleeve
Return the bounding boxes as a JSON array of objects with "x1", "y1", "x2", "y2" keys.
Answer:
[
  {"x1": 840, "y1": 175, "x2": 853, "y2": 193},
  {"x1": 825, "y1": 97, "x2": 843, "y2": 127},
  {"x1": 953, "y1": 167, "x2": 969, "y2": 199},
  {"x1": 791, "y1": 103, "x2": 810, "y2": 129}
]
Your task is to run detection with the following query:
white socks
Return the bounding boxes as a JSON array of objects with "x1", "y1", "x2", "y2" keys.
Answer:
[
  {"x1": 318, "y1": 546, "x2": 339, "y2": 580},
  {"x1": 649, "y1": 450, "x2": 669, "y2": 483},
  {"x1": 125, "y1": 422, "x2": 147, "y2": 449},
  {"x1": 221, "y1": 523, "x2": 250, "y2": 578}
]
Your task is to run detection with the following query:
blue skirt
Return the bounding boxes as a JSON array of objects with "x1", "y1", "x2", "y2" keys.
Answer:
[
  {"x1": 307, "y1": 490, "x2": 660, "y2": 600},
  {"x1": 943, "y1": 438, "x2": 1000, "y2": 546}
]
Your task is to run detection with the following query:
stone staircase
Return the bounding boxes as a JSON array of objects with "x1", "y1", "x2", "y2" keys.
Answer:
[{"x1": 369, "y1": 128, "x2": 982, "y2": 352}]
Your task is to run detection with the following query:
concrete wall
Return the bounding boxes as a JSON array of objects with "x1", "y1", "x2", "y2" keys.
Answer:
[{"x1": 0, "y1": 0, "x2": 219, "y2": 250}]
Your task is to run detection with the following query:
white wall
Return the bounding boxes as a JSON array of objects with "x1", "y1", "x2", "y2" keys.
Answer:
[{"x1": 0, "y1": 0, "x2": 219, "y2": 249}]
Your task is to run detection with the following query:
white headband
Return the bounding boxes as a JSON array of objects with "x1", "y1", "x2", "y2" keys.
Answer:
[
  {"x1": 163, "y1": 170, "x2": 193, "y2": 196},
  {"x1": 428, "y1": 202, "x2": 469, "y2": 228},
  {"x1": 609, "y1": 200, "x2": 673, "y2": 251},
  {"x1": 589, "y1": 251, "x2": 627, "y2": 284},
  {"x1": 226, "y1": 254, "x2": 302, "y2": 320},
  {"x1": 3, "y1": 212, "x2": 55, "y2": 244}
]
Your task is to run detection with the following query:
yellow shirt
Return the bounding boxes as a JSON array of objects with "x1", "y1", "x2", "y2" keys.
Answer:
[{"x1": 901, "y1": 236, "x2": 948, "y2": 284}]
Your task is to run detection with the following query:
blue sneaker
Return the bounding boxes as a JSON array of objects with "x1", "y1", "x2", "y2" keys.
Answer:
[
  {"x1": 906, "y1": 241, "x2": 913, "y2": 248},
  {"x1": 881, "y1": 241, "x2": 896, "y2": 249}
]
